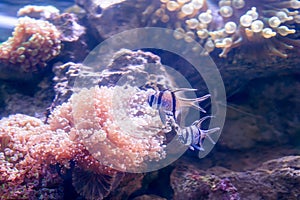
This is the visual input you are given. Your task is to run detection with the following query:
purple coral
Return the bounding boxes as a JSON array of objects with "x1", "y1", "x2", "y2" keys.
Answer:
[{"x1": 213, "y1": 178, "x2": 240, "y2": 200}]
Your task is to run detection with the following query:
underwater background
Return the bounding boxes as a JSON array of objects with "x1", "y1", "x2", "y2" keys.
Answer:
[{"x1": 0, "y1": 0, "x2": 299, "y2": 199}]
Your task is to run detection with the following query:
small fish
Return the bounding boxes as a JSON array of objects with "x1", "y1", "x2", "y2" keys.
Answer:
[
  {"x1": 177, "y1": 116, "x2": 219, "y2": 151},
  {"x1": 147, "y1": 88, "x2": 210, "y2": 124}
]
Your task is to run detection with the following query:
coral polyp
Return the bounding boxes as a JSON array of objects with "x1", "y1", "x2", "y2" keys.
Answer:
[
  {"x1": 0, "y1": 114, "x2": 73, "y2": 199},
  {"x1": 49, "y1": 85, "x2": 167, "y2": 172},
  {"x1": 0, "y1": 17, "x2": 61, "y2": 72},
  {"x1": 145, "y1": 0, "x2": 300, "y2": 57}
]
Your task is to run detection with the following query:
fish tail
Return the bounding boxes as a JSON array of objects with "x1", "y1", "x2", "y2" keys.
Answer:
[
  {"x1": 207, "y1": 135, "x2": 216, "y2": 145},
  {"x1": 202, "y1": 127, "x2": 220, "y2": 145},
  {"x1": 177, "y1": 99, "x2": 207, "y2": 113}
]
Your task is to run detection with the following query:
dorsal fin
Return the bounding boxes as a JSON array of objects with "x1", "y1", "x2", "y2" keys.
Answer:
[
  {"x1": 192, "y1": 116, "x2": 214, "y2": 127},
  {"x1": 177, "y1": 94, "x2": 210, "y2": 113},
  {"x1": 172, "y1": 88, "x2": 198, "y2": 93}
]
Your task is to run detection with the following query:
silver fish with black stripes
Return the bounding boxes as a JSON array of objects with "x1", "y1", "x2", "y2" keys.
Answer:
[
  {"x1": 177, "y1": 116, "x2": 220, "y2": 151},
  {"x1": 147, "y1": 88, "x2": 210, "y2": 125}
]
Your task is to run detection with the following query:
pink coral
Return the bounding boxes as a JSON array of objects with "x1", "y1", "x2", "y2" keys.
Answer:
[
  {"x1": 49, "y1": 85, "x2": 167, "y2": 172},
  {"x1": 17, "y1": 5, "x2": 60, "y2": 19},
  {"x1": 0, "y1": 112, "x2": 122, "y2": 199},
  {"x1": 18, "y1": 5, "x2": 86, "y2": 42},
  {"x1": 0, "y1": 85, "x2": 168, "y2": 199},
  {"x1": 0, "y1": 114, "x2": 72, "y2": 199}
]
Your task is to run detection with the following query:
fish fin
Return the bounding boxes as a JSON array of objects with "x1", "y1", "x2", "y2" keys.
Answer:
[
  {"x1": 206, "y1": 134, "x2": 216, "y2": 145},
  {"x1": 202, "y1": 127, "x2": 220, "y2": 145},
  {"x1": 177, "y1": 94, "x2": 210, "y2": 113},
  {"x1": 175, "y1": 110, "x2": 182, "y2": 125},
  {"x1": 196, "y1": 94, "x2": 211, "y2": 101},
  {"x1": 189, "y1": 146, "x2": 195, "y2": 151},
  {"x1": 178, "y1": 94, "x2": 211, "y2": 102},
  {"x1": 193, "y1": 116, "x2": 215, "y2": 127},
  {"x1": 158, "y1": 108, "x2": 167, "y2": 125},
  {"x1": 180, "y1": 102, "x2": 207, "y2": 113},
  {"x1": 191, "y1": 144, "x2": 204, "y2": 151},
  {"x1": 175, "y1": 106, "x2": 187, "y2": 125},
  {"x1": 172, "y1": 88, "x2": 198, "y2": 93},
  {"x1": 158, "y1": 109, "x2": 174, "y2": 125}
]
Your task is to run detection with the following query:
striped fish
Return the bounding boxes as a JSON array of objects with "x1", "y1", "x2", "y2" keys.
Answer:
[
  {"x1": 147, "y1": 88, "x2": 210, "y2": 125},
  {"x1": 177, "y1": 116, "x2": 219, "y2": 151}
]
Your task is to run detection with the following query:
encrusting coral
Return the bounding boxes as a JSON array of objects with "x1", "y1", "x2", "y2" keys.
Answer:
[
  {"x1": 170, "y1": 156, "x2": 300, "y2": 199},
  {"x1": 0, "y1": 16, "x2": 61, "y2": 73}
]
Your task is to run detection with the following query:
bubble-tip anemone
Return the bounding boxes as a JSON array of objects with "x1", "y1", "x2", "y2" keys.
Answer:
[
  {"x1": 50, "y1": 85, "x2": 167, "y2": 172},
  {"x1": 145, "y1": 0, "x2": 300, "y2": 58}
]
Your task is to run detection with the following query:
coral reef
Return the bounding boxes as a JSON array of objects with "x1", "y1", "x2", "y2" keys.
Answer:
[
  {"x1": 0, "y1": 112, "x2": 124, "y2": 199},
  {"x1": 0, "y1": 16, "x2": 61, "y2": 80},
  {"x1": 51, "y1": 62, "x2": 82, "y2": 110},
  {"x1": 17, "y1": 5, "x2": 60, "y2": 20},
  {"x1": 0, "y1": 114, "x2": 70, "y2": 199},
  {"x1": 0, "y1": 44, "x2": 298, "y2": 199},
  {"x1": 50, "y1": 49, "x2": 177, "y2": 111},
  {"x1": 76, "y1": 0, "x2": 300, "y2": 58},
  {"x1": 18, "y1": 5, "x2": 86, "y2": 42},
  {"x1": 72, "y1": 167, "x2": 124, "y2": 200},
  {"x1": 148, "y1": 0, "x2": 300, "y2": 58},
  {"x1": 171, "y1": 156, "x2": 300, "y2": 200},
  {"x1": 0, "y1": 1, "x2": 299, "y2": 199},
  {"x1": 76, "y1": 0, "x2": 150, "y2": 39},
  {"x1": 49, "y1": 85, "x2": 167, "y2": 172},
  {"x1": 0, "y1": 5, "x2": 87, "y2": 81},
  {"x1": 0, "y1": 76, "x2": 55, "y2": 119},
  {"x1": 108, "y1": 173, "x2": 145, "y2": 199},
  {"x1": 18, "y1": 5, "x2": 88, "y2": 62}
]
